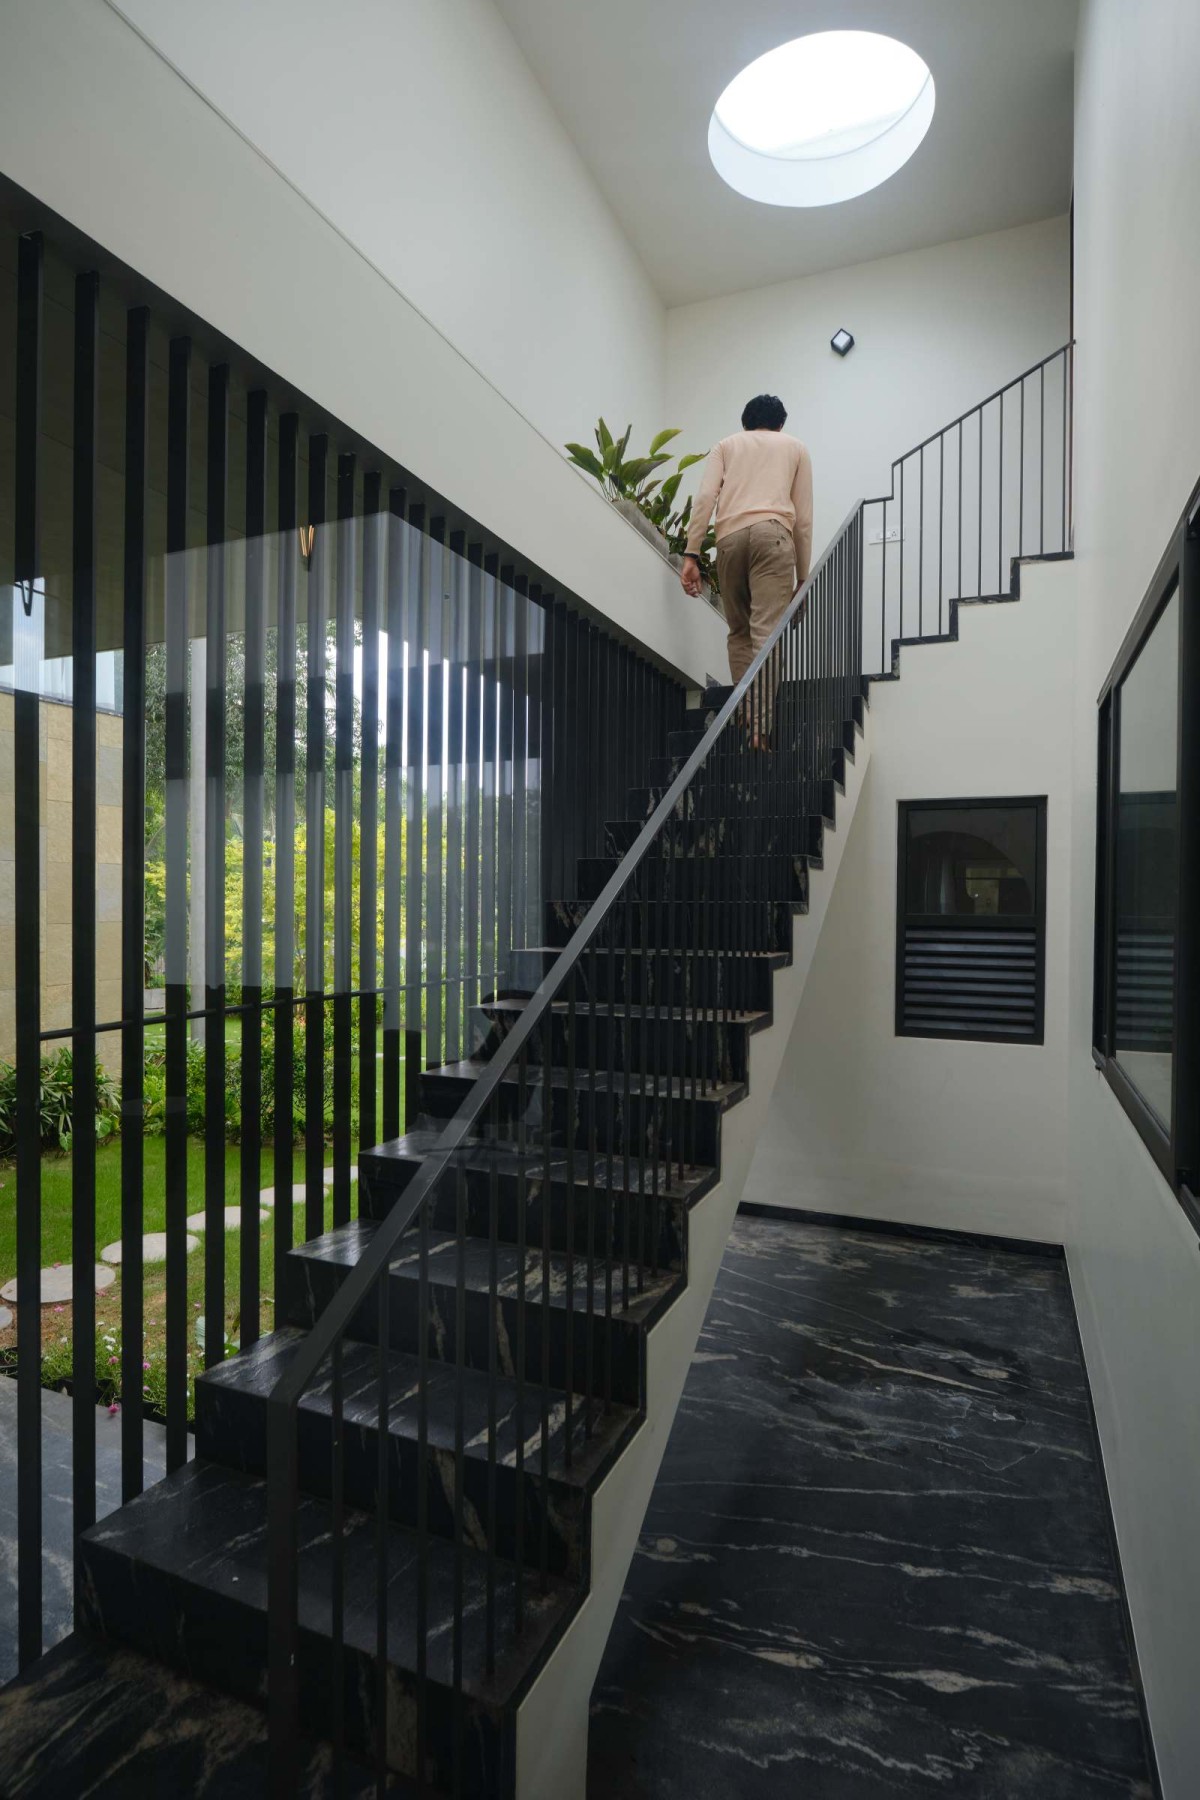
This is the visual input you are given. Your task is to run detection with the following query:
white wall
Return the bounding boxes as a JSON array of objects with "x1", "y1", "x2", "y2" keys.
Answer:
[
  {"x1": 745, "y1": 558, "x2": 1076, "y2": 1245},
  {"x1": 0, "y1": 0, "x2": 728, "y2": 686},
  {"x1": 1065, "y1": 3, "x2": 1200, "y2": 1794},
  {"x1": 666, "y1": 217, "x2": 1070, "y2": 556},
  {"x1": 108, "y1": 0, "x2": 665, "y2": 459}
]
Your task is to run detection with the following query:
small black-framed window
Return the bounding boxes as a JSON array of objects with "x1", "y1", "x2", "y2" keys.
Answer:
[
  {"x1": 896, "y1": 797, "x2": 1047, "y2": 1044},
  {"x1": 1094, "y1": 482, "x2": 1200, "y2": 1223}
]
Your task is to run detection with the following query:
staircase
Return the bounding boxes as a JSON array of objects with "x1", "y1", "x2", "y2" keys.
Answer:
[{"x1": 0, "y1": 499, "x2": 870, "y2": 1798}]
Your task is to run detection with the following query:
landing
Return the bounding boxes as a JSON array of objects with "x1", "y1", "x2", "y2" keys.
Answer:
[{"x1": 588, "y1": 1214, "x2": 1155, "y2": 1798}]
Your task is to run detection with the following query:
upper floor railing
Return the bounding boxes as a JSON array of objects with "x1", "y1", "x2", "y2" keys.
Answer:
[{"x1": 860, "y1": 342, "x2": 1073, "y2": 673}]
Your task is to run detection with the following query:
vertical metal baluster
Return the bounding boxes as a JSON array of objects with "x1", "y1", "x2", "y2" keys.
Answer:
[
  {"x1": 445, "y1": 531, "x2": 464, "y2": 1065},
  {"x1": 977, "y1": 407, "x2": 984, "y2": 599},
  {"x1": 426, "y1": 519, "x2": 445, "y2": 1073},
  {"x1": 14, "y1": 231, "x2": 44, "y2": 1666},
  {"x1": 1040, "y1": 363, "x2": 1046, "y2": 558},
  {"x1": 998, "y1": 388, "x2": 1005, "y2": 594},
  {"x1": 1061, "y1": 349, "x2": 1069, "y2": 553},
  {"x1": 404, "y1": 505, "x2": 424, "y2": 1125},
  {"x1": 539, "y1": 1017, "x2": 552, "y2": 1589},
  {"x1": 564, "y1": 972, "x2": 576, "y2": 1459},
  {"x1": 918, "y1": 441, "x2": 924, "y2": 638},
  {"x1": 273, "y1": 416, "x2": 299, "y2": 1296},
  {"x1": 514, "y1": 585, "x2": 532, "y2": 964},
  {"x1": 481, "y1": 556, "x2": 499, "y2": 1035},
  {"x1": 486, "y1": 1089, "x2": 499, "y2": 1674},
  {"x1": 649, "y1": 649, "x2": 665, "y2": 1282},
  {"x1": 465, "y1": 545, "x2": 484, "y2": 1051},
  {"x1": 1019, "y1": 376, "x2": 1026, "y2": 560},
  {"x1": 584, "y1": 939, "x2": 598, "y2": 1435},
  {"x1": 514, "y1": 1053, "x2": 528, "y2": 1634},
  {"x1": 360, "y1": 474, "x2": 382, "y2": 1163},
  {"x1": 416, "y1": 1192, "x2": 430, "y2": 1789},
  {"x1": 496, "y1": 574, "x2": 517, "y2": 989},
  {"x1": 604, "y1": 711, "x2": 618, "y2": 1412},
  {"x1": 937, "y1": 433, "x2": 945, "y2": 635},
  {"x1": 386, "y1": 493, "x2": 411, "y2": 1138},
  {"x1": 71, "y1": 269, "x2": 100, "y2": 1548},
  {"x1": 957, "y1": 420, "x2": 964, "y2": 609},
  {"x1": 202, "y1": 362, "x2": 229, "y2": 1372},
  {"x1": 331, "y1": 453, "x2": 356, "y2": 1229},
  {"x1": 453, "y1": 1161, "x2": 466, "y2": 1795},
  {"x1": 120, "y1": 304, "x2": 149, "y2": 1498},
  {"x1": 879, "y1": 488, "x2": 888, "y2": 675},
  {"x1": 164, "y1": 336, "x2": 190, "y2": 1470},
  {"x1": 374, "y1": 1274, "x2": 390, "y2": 1797},
  {"x1": 240, "y1": 389, "x2": 267, "y2": 1351},
  {"x1": 330, "y1": 1338, "x2": 346, "y2": 1781},
  {"x1": 305, "y1": 435, "x2": 328, "y2": 1241},
  {"x1": 898, "y1": 456, "x2": 905, "y2": 641}
]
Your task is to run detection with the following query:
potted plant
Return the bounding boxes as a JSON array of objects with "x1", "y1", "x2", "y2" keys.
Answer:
[{"x1": 565, "y1": 421, "x2": 720, "y2": 596}]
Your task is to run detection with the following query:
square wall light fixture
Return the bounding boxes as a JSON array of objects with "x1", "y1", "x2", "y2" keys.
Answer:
[{"x1": 831, "y1": 328, "x2": 855, "y2": 357}]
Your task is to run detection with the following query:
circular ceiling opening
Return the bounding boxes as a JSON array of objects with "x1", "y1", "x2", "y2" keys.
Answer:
[{"x1": 709, "y1": 30, "x2": 935, "y2": 208}]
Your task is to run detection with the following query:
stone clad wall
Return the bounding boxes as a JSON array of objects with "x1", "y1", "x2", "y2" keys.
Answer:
[{"x1": 0, "y1": 693, "x2": 124, "y2": 1073}]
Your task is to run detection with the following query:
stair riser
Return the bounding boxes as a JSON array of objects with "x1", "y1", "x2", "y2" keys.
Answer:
[
  {"x1": 284, "y1": 1252, "x2": 651, "y2": 1411},
  {"x1": 576, "y1": 851, "x2": 809, "y2": 905},
  {"x1": 194, "y1": 1384, "x2": 606, "y2": 1583},
  {"x1": 545, "y1": 897, "x2": 797, "y2": 953},
  {"x1": 474, "y1": 1005, "x2": 755, "y2": 1086},
  {"x1": 359, "y1": 1162, "x2": 689, "y2": 1272},
  {"x1": 77, "y1": 1539, "x2": 510, "y2": 1793},
  {"x1": 417, "y1": 1071, "x2": 729, "y2": 1168},
  {"x1": 506, "y1": 946, "x2": 778, "y2": 1012}
]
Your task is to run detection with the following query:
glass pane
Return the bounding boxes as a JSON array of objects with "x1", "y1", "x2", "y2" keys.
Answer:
[
  {"x1": 905, "y1": 805, "x2": 1038, "y2": 917},
  {"x1": 1114, "y1": 585, "x2": 1180, "y2": 1128}
]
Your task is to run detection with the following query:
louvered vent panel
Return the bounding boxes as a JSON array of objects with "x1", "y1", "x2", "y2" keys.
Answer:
[
  {"x1": 1115, "y1": 926, "x2": 1174, "y2": 1050},
  {"x1": 901, "y1": 926, "x2": 1040, "y2": 1039}
]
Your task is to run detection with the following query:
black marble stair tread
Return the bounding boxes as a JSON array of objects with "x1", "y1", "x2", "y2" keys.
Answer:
[
  {"x1": 80, "y1": 1459, "x2": 573, "y2": 1708},
  {"x1": 479, "y1": 996, "x2": 769, "y2": 1028},
  {"x1": 516, "y1": 943, "x2": 787, "y2": 966},
  {"x1": 428, "y1": 1057, "x2": 745, "y2": 1106},
  {"x1": 295, "y1": 1220, "x2": 681, "y2": 1325},
  {"x1": 363, "y1": 1129, "x2": 715, "y2": 1201},
  {"x1": 0, "y1": 1630, "x2": 420, "y2": 1799},
  {"x1": 201, "y1": 1327, "x2": 639, "y2": 1490}
]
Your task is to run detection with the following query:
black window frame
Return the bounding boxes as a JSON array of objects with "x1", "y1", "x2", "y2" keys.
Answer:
[
  {"x1": 1093, "y1": 479, "x2": 1200, "y2": 1229},
  {"x1": 895, "y1": 795, "x2": 1048, "y2": 1046}
]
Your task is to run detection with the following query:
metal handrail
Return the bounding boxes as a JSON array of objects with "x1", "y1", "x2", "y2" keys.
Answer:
[{"x1": 878, "y1": 341, "x2": 1075, "y2": 470}]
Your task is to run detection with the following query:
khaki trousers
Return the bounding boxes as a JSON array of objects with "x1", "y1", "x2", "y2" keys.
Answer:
[{"x1": 716, "y1": 519, "x2": 795, "y2": 731}]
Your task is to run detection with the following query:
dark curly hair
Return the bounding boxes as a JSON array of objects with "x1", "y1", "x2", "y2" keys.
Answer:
[{"x1": 741, "y1": 394, "x2": 787, "y2": 431}]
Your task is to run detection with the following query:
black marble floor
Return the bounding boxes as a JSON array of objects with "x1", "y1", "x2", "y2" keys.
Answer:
[{"x1": 588, "y1": 1213, "x2": 1156, "y2": 1799}]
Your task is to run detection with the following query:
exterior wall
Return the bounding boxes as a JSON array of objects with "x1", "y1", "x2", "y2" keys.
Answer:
[
  {"x1": 1065, "y1": 3, "x2": 1200, "y2": 1792},
  {"x1": 0, "y1": 0, "x2": 726, "y2": 689},
  {"x1": 745, "y1": 559, "x2": 1076, "y2": 1245},
  {"x1": 0, "y1": 695, "x2": 123, "y2": 1070},
  {"x1": 665, "y1": 216, "x2": 1070, "y2": 556}
]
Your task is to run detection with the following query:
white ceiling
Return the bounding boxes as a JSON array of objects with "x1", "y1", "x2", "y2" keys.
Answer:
[{"x1": 492, "y1": 0, "x2": 1077, "y2": 307}]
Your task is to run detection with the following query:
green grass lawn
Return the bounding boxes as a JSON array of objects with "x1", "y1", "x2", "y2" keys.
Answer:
[{"x1": 0, "y1": 1050, "x2": 408, "y2": 1418}]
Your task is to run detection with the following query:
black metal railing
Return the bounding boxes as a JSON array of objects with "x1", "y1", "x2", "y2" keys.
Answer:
[
  {"x1": 0, "y1": 201, "x2": 686, "y2": 1680},
  {"x1": 264, "y1": 501, "x2": 867, "y2": 1793},
  {"x1": 861, "y1": 342, "x2": 1073, "y2": 673}
]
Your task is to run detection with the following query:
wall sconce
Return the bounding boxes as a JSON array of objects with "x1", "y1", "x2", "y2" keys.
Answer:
[{"x1": 830, "y1": 328, "x2": 855, "y2": 357}]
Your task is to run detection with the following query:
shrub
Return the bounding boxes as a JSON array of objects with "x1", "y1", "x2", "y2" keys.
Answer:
[{"x1": 0, "y1": 1047, "x2": 120, "y2": 1155}]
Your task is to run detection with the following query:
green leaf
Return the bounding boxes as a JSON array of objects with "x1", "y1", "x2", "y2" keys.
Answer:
[
  {"x1": 649, "y1": 427, "x2": 682, "y2": 455},
  {"x1": 565, "y1": 444, "x2": 605, "y2": 482},
  {"x1": 659, "y1": 472, "x2": 682, "y2": 509},
  {"x1": 620, "y1": 455, "x2": 671, "y2": 487},
  {"x1": 675, "y1": 452, "x2": 706, "y2": 473},
  {"x1": 596, "y1": 417, "x2": 614, "y2": 454}
]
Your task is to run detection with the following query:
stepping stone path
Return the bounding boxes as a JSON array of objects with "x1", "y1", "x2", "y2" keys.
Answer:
[
  {"x1": 100, "y1": 1233, "x2": 197, "y2": 1266},
  {"x1": 0, "y1": 1265, "x2": 116, "y2": 1305},
  {"x1": 257, "y1": 1184, "x2": 308, "y2": 1207},
  {"x1": 0, "y1": 1307, "x2": 12, "y2": 1329},
  {"x1": 186, "y1": 1207, "x2": 256, "y2": 1232},
  {"x1": 322, "y1": 1166, "x2": 358, "y2": 1185}
]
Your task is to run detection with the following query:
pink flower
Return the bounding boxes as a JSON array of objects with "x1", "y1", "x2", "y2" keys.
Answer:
[
  {"x1": 107, "y1": 1356, "x2": 117, "y2": 1365},
  {"x1": 53, "y1": 1306, "x2": 64, "y2": 1314},
  {"x1": 142, "y1": 1361, "x2": 150, "y2": 1371},
  {"x1": 106, "y1": 1402, "x2": 120, "y2": 1417}
]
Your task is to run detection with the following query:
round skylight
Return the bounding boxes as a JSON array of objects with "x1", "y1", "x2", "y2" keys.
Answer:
[{"x1": 709, "y1": 31, "x2": 935, "y2": 208}]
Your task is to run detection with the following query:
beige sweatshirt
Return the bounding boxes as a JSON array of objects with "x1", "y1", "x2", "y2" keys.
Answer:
[{"x1": 685, "y1": 429, "x2": 813, "y2": 581}]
